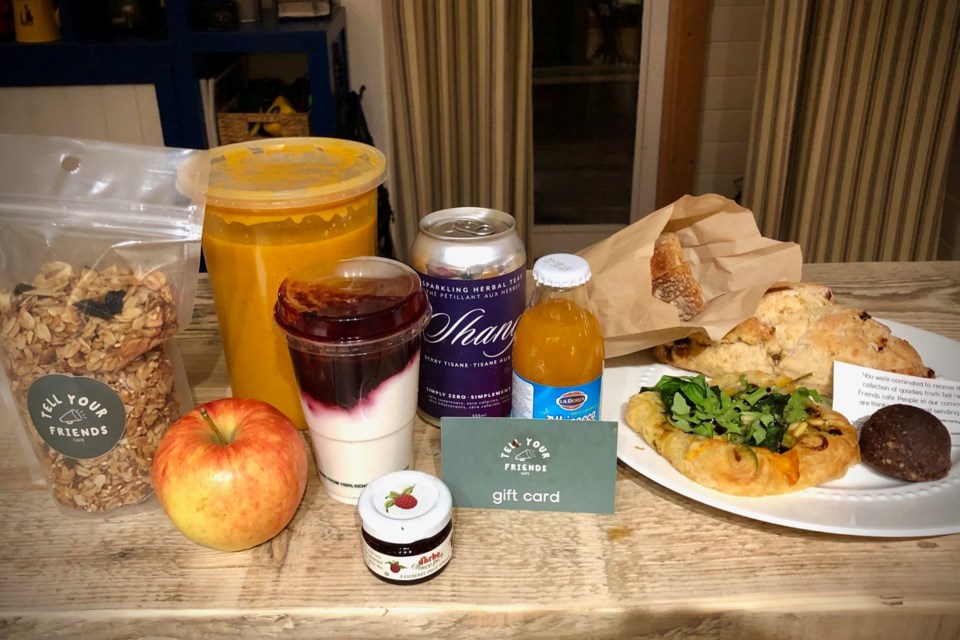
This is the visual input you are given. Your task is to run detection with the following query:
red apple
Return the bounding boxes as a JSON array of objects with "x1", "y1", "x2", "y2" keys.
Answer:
[{"x1": 151, "y1": 398, "x2": 309, "y2": 552}]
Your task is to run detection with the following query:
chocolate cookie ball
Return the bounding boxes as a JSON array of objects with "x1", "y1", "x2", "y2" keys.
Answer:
[{"x1": 859, "y1": 404, "x2": 952, "y2": 482}]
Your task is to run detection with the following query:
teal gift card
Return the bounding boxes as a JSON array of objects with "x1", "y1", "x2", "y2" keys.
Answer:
[{"x1": 439, "y1": 417, "x2": 618, "y2": 514}]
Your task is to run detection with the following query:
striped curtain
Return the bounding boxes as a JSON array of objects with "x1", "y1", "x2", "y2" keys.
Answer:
[
  {"x1": 381, "y1": 0, "x2": 534, "y2": 261},
  {"x1": 743, "y1": 0, "x2": 960, "y2": 262}
]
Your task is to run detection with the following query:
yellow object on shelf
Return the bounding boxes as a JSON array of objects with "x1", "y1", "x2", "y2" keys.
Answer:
[
  {"x1": 13, "y1": 0, "x2": 60, "y2": 43},
  {"x1": 248, "y1": 95, "x2": 298, "y2": 138},
  {"x1": 217, "y1": 96, "x2": 309, "y2": 145}
]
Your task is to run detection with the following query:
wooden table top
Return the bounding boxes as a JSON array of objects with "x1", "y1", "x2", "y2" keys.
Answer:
[{"x1": 2, "y1": 261, "x2": 960, "y2": 639}]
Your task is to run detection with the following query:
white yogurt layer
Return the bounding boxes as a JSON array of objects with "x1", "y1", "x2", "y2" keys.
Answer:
[{"x1": 301, "y1": 356, "x2": 420, "y2": 505}]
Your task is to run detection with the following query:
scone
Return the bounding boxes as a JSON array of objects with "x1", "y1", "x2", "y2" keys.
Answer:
[{"x1": 652, "y1": 282, "x2": 934, "y2": 396}]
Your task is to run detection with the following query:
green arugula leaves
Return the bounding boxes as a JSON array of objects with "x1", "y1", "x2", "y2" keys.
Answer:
[{"x1": 640, "y1": 374, "x2": 822, "y2": 453}]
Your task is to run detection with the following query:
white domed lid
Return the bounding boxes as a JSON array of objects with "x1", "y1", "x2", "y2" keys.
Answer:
[
  {"x1": 532, "y1": 254, "x2": 592, "y2": 287},
  {"x1": 357, "y1": 470, "x2": 452, "y2": 544}
]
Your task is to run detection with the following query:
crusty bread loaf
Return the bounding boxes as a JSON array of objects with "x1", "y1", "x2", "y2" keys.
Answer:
[
  {"x1": 651, "y1": 233, "x2": 705, "y2": 320},
  {"x1": 652, "y1": 282, "x2": 934, "y2": 396}
]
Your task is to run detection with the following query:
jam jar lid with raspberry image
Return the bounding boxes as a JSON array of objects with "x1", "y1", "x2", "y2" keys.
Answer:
[{"x1": 357, "y1": 470, "x2": 453, "y2": 584}]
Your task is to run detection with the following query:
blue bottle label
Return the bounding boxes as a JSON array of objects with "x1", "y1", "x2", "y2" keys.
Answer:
[
  {"x1": 511, "y1": 371, "x2": 602, "y2": 421},
  {"x1": 417, "y1": 269, "x2": 526, "y2": 419}
]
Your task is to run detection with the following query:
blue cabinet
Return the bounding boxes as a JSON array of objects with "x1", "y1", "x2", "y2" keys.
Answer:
[{"x1": 0, "y1": 1, "x2": 348, "y2": 149}]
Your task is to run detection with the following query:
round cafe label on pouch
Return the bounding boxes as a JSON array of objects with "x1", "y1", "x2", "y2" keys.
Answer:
[{"x1": 27, "y1": 374, "x2": 126, "y2": 459}]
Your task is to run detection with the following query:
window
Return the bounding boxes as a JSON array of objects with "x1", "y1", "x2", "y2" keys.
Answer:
[{"x1": 532, "y1": 0, "x2": 643, "y2": 226}]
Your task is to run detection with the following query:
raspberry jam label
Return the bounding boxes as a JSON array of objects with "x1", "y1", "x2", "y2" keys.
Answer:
[
  {"x1": 27, "y1": 374, "x2": 126, "y2": 459},
  {"x1": 360, "y1": 532, "x2": 453, "y2": 582},
  {"x1": 417, "y1": 269, "x2": 525, "y2": 420}
]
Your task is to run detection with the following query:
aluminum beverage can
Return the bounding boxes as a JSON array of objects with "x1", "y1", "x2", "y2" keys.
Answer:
[{"x1": 410, "y1": 207, "x2": 526, "y2": 425}]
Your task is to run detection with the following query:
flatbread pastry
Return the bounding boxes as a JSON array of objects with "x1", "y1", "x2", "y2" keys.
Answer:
[
  {"x1": 624, "y1": 372, "x2": 860, "y2": 496},
  {"x1": 652, "y1": 282, "x2": 933, "y2": 396}
]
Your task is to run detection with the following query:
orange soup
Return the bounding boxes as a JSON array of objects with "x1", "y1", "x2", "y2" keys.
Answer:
[{"x1": 203, "y1": 200, "x2": 376, "y2": 427}]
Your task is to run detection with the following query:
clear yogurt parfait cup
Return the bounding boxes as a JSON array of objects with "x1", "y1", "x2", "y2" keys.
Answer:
[{"x1": 274, "y1": 257, "x2": 431, "y2": 504}]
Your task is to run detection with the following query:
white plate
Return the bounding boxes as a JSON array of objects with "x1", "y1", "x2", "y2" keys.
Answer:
[{"x1": 602, "y1": 319, "x2": 960, "y2": 537}]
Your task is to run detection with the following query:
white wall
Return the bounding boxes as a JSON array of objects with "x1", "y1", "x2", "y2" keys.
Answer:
[
  {"x1": 694, "y1": 0, "x2": 764, "y2": 200},
  {"x1": 0, "y1": 85, "x2": 164, "y2": 146},
  {"x1": 339, "y1": 0, "x2": 392, "y2": 182}
]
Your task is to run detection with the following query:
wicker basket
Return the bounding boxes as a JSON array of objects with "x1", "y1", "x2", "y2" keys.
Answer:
[{"x1": 216, "y1": 97, "x2": 310, "y2": 144}]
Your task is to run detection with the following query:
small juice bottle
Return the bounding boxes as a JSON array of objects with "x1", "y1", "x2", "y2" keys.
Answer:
[{"x1": 510, "y1": 254, "x2": 604, "y2": 420}]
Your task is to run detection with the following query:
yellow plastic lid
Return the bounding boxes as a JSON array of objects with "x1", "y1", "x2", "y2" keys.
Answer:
[{"x1": 204, "y1": 137, "x2": 387, "y2": 211}]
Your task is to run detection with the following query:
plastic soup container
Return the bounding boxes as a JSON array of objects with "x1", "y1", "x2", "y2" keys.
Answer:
[
  {"x1": 274, "y1": 257, "x2": 431, "y2": 504},
  {"x1": 202, "y1": 138, "x2": 386, "y2": 428}
]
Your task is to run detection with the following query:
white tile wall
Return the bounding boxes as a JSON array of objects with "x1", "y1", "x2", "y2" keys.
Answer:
[
  {"x1": 699, "y1": 109, "x2": 752, "y2": 143},
  {"x1": 707, "y1": 3, "x2": 764, "y2": 41},
  {"x1": 695, "y1": 141, "x2": 747, "y2": 177},
  {"x1": 0, "y1": 85, "x2": 164, "y2": 146},
  {"x1": 711, "y1": 0, "x2": 763, "y2": 6},
  {"x1": 694, "y1": 0, "x2": 764, "y2": 201},
  {"x1": 701, "y1": 76, "x2": 758, "y2": 111},
  {"x1": 703, "y1": 41, "x2": 762, "y2": 78}
]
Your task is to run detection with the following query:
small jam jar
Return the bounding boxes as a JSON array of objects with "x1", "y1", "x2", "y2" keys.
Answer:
[{"x1": 357, "y1": 470, "x2": 453, "y2": 585}]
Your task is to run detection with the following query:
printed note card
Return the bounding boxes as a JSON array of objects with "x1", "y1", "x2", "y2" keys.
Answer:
[{"x1": 833, "y1": 361, "x2": 960, "y2": 435}]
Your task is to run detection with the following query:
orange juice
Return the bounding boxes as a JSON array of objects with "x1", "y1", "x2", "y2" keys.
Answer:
[
  {"x1": 202, "y1": 138, "x2": 386, "y2": 428},
  {"x1": 511, "y1": 254, "x2": 604, "y2": 420},
  {"x1": 512, "y1": 298, "x2": 604, "y2": 386}
]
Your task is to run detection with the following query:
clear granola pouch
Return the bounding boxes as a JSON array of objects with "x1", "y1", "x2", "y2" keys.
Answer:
[{"x1": 0, "y1": 135, "x2": 209, "y2": 516}]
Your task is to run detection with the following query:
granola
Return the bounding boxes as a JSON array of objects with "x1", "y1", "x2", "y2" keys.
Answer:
[{"x1": 0, "y1": 262, "x2": 182, "y2": 513}]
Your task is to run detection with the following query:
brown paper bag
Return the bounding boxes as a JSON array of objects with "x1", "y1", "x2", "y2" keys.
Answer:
[{"x1": 577, "y1": 194, "x2": 802, "y2": 358}]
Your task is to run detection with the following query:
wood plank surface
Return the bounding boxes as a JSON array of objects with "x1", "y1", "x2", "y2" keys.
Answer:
[{"x1": 2, "y1": 262, "x2": 959, "y2": 639}]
